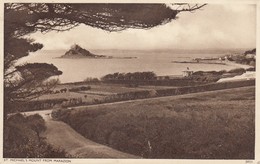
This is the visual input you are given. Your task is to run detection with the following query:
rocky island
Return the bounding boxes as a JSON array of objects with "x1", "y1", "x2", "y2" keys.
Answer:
[
  {"x1": 60, "y1": 44, "x2": 137, "y2": 59},
  {"x1": 60, "y1": 44, "x2": 108, "y2": 58}
]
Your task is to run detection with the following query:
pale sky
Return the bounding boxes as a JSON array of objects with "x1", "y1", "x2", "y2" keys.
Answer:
[{"x1": 29, "y1": 4, "x2": 256, "y2": 50}]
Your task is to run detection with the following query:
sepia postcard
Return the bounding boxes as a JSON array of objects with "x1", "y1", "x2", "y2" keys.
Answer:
[{"x1": 1, "y1": 0, "x2": 259, "y2": 164}]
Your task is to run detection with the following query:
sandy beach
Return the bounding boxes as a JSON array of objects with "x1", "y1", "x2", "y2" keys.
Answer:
[
  {"x1": 223, "y1": 60, "x2": 252, "y2": 69},
  {"x1": 217, "y1": 61, "x2": 255, "y2": 82}
]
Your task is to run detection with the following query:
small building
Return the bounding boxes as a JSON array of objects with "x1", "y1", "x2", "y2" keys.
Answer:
[
  {"x1": 245, "y1": 54, "x2": 256, "y2": 59},
  {"x1": 182, "y1": 70, "x2": 193, "y2": 77}
]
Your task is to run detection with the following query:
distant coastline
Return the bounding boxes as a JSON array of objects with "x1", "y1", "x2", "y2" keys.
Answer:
[
  {"x1": 172, "y1": 60, "x2": 227, "y2": 65},
  {"x1": 56, "y1": 56, "x2": 137, "y2": 59}
]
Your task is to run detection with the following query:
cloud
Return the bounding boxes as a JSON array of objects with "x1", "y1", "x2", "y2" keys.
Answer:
[{"x1": 29, "y1": 4, "x2": 256, "y2": 50}]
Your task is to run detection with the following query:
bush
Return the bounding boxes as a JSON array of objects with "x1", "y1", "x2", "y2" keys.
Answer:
[
  {"x1": 81, "y1": 86, "x2": 91, "y2": 90},
  {"x1": 218, "y1": 70, "x2": 227, "y2": 74},
  {"x1": 84, "y1": 77, "x2": 100, "y2": 83},
  {"x1": 21, "y1": 98, "x2": 68, "y2": 111},
  {"x1": 4, "y1": 114, "x2": 70, "y2": 158},
  {"x1": 228, "y1": 68, "x2": 246, "y2": 74},
  {"x1": 61, "y1": 98, "x2": 84, "y2": 107},
  {"x1": 102, "y1": 71, "x2": 157, "y2": 81},
  {"x1": 193, "y1": 70, "x2": 226, "y2": 76},
  {"x1": 69, "y1": 86, "x2": 91, "y2": 92},
  {"x1": 246, "y1": 67, "x2": 255, "y2": 72}
]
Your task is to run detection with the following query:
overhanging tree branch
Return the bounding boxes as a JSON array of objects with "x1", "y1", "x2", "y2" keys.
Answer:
[
  {"x1": 5, "y1": 3, "x2": 207, "y2": 36},
  {"x1": 171, "y1": 3, "x2": 207, "y2": 13}
]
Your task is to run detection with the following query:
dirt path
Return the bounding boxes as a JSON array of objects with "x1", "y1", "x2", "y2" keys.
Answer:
[{"x1": 23, "y1": 110, "x2": 139, "y2": 158}]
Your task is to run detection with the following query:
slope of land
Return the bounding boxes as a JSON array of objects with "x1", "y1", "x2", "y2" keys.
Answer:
[
  {"x1": 23, "y1": 110, "x2": 139, "y2": 158},
  {"x1": 56, "y1": 86, "x2": 255, "y2": 159}
]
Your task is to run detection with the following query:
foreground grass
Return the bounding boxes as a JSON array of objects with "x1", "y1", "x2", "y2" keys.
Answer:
[{"x1": 57, "y1": 86, "x2": 255, "y2": 159}]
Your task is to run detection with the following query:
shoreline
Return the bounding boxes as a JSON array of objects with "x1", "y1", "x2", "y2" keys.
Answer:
[
  {"x1": 223, "y1": 60, "x2": 252, "y2": 69},
  {"x1": 55, "y1": 56, "x2": 137, "y2": 59},
  {"x1": 58, "y1": 61, "x2": 253, "y2": 85},
  {"x1": 172, "y1": 60, "x2": 227, "y2": 65},
  {"x1": 172, "y1": 59, "x2": 252, "y2": 69}
]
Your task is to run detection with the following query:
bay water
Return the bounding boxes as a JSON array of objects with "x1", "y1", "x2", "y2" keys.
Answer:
[{"x1": 17, "y1": 49, "x2": 241, "y2": 83}]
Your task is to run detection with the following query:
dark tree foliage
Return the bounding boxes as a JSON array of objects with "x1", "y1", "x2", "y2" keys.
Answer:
[
  {"x1": 102, "y1": 72, "x2": 157, "y2": 81},
  {"x1": 5, "y1": 3, "x2": 206, "y2": 35},
  {"x1": 5, "y1": 63, "x2": 62, "y2": 102},
  {"x1": 244, "y1": 48, "x2": 256, "y2": 55},
  {"x1": 4, "y1": 38, "x2": 43, "y2": 70},
  {"x1": 4, "y1": 114, "x2": 69, "y2": 158}
]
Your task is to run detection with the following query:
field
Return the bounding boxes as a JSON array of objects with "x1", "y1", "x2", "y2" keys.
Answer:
[
  {"x1": 37, "y1": 83, "x2": 176, "y2": 104},
  {"x1": 56, "y1": 86, "x2": 255, "y2": 159}
]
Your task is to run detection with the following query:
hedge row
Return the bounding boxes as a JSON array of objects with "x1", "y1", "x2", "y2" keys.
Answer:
[
  {"x1": 19, "y1": 98, "x2": 68, "y2": 112},
  {"x1": 103, "y1": 79, "x2": 207, "y2": 86},
  {"x1": 20, "y1": 79, "x2": 255, "y2": 112},
  {"x1": 156, "y1": 79, "x2": 255, "y2": 96},
  {"x1": 98, "y1": 80, "x2": 255, "y2": 104}
]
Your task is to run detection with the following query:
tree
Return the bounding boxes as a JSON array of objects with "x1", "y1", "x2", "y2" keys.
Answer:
[
  {"x1": 5, "y1": 3, "x2": 206, "y2": 35},
  {"x1": 4, "y1": 113, "x2": 69, "y2": 158},
  {"x1": 4, "y1": 3, "x2": 206, "y2": 115}
]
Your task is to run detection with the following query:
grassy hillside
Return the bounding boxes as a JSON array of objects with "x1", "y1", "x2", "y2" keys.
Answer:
[{"x1": 56, "y1": 86, "x2": 255, "y2": 159}]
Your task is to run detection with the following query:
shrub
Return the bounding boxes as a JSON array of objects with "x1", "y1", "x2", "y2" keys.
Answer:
[
  {"x1": 102, "y1": 71, "x2": 157, "y2": 81},
  {"x1": 69, "y1": 86, "x2": 91, "y2": 92},
  {"x1": 228, "y1": 68, "x2": 246, "y2": 74},
  {"x1": 4, "y1": 114, "x2": 70, "y2": 158},
  {"x1": 61, "y1": 98, "x2": 84, "y2": 107},
  {"x1": 246, "y1": 67, "x2": 255, "y2": 72},
  {"x1": 21, "y1": 98, "x2": 68, "y2": 111},
  {"x1": 84, "y1": 77, "x2": 100, "y2": 83},
  {"x1": 148, "y1": 90, "x2": 158, "y2": 97}
]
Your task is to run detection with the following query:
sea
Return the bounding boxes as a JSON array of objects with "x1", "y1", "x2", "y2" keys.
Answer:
[{"x1": 17, "y1": 49, "x2": 243, "y2": 83}]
